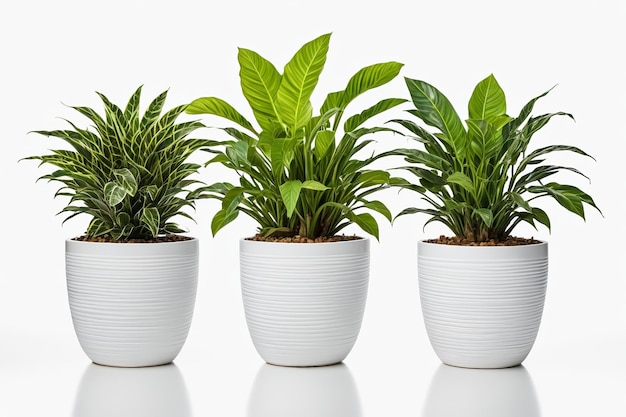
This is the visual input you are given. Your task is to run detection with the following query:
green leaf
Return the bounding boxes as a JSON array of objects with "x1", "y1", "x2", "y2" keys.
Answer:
[
  {"x1": 446, "y1": 172, "x2": 474, "y2": 193},
  {"x1": 186, "y1": 97, "x2": 257, "y2": 134},
  {"x1": 362, "y1": 200, "x2": 392, "y2": 221},
  {"x1": 211, "y1": 208, "x2": 239, "y2": 236},
  {"x1": 473, "y1": 208, "x2": 493, "y2": 227},
  {"x1": 404, "y1": 77, "x2": 467, "y2": 156},
  {"x1": 279, "y1": 180, "x2": 303, "y2": 217},
  {"x1": 142, "y1": 185, "x2": 159, "y2": 201},
  {"x1": 509, "y1": 192, "x2": 532, "y2": 211},
  {"x1": 347, "y1": 211, "x2": 379, "y2": 240},
  {"x1": 314, "y1": 130, "x2": 335, "y2": 158},
  {"x1": 356, "y1": 170, "x2": 390, "y2": 185},
  {"x1": 468, "y1": 74, "x2": 506, "y2": 120},
  {"x1": 113, "y1": 168, "x2": 138, "y2": 196},
  {"x1": 141, "y1": 207, "x2": 160, "y2": 237},
  {"x1": 276, "y1": 33, "x2": 331, "y2": 132},
  {"x1": 238, "y1": 47, "x2": 282, "y2": 132},
  {"x1": 116, "y1": 212, "x2": 131, "y2": 227},
  {"x1": 532, "y1": 207, "x2": 551, "y2": 230},
  {"x1": 343, "y1": 62, "x2": 404, "y2": 107},
  {"x1": 301, "y1": 180, "x2": 329, "y2": 191},
  {"x1": 344, "y1": 98, "x2": 407, "y2": 132},
  {"x1": 104, "y1": 182, "x2": 127, "y2": 206}
]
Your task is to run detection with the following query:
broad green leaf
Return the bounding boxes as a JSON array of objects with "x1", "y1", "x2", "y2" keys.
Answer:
[
  {"x1": 186, "y1": 97, "x2": 257, "y2": 134},
  {"x1": 279, "y1": 180, "x2": 303, "y2": 217},
  {"x1": 356, "y1": 170, "x2": 390, "y2": 185},
  {"x1": 314, "y1": 130, "x2": 335, "y2": 158},
  {"x1": 320, "y1": 90, "x2": 344, "y2": 115},
  {"x1": 347, "y1": 211, "x2": 379, "y2": 240},
  {"x1": 404, "y1": 77, "x2": 467, "y2": 155},
  {"x1": 113, "y1": 168, "x2": 138, "y2": 196},
  {"x1": 116, "y1": 212, "x2": 131, "y2": 227},
  {"x1": 468, "y1": 74, "x2": 506, "y2": 120},
  {"x1": 446, "y1": 172, "x2": 474, "y2": 193},
  {"x1": 344, "y1": 98, "x2": 407, "y2": 132},
  {"x1": 276, "y1": 33, "x2": 331, "y2": 132},
  {"x1": 238, "y1": 47, "x2": 282, "y2": 132},
  {"x1": 301, "y1": 180, "x2": 329, "y2": 191},
  {"x1": 141, "y1": 207, "x2": 160, "y2": 237},
  {"x1": 104, "y1": 182, "x2": 127, "y2": 206},
  {"x1": 361, "y1": 200, "x2": 392, "y2": 221},
  {"x1": 509, "y1": 192, "x2": 532, "y2": 211},
  {"x1": 473, "y1": 208, "x2": 493, "y2": 227},
  {"x1": 532, "y1": 207, "x2": 551, "y2": 230},
  {"x1": 343, "y1": 62, "x2": 404, "y2": 107},
  {"x1": 211, "y1": 208, "x2": 239, "y2": 236}
]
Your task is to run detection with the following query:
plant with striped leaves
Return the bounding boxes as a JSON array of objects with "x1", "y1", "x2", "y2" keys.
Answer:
[
  {"x1": 187, "y1": 33, "x2": 406, "y2": 240},
  {"x1": 389, "y1": 74, "x2": 601, "y2": 242},
  {"x1": 24, "y1": 86, "x2": 210, "y2": 241}
]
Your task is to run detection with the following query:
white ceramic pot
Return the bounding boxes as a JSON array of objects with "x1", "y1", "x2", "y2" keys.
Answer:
[
  {"x1": 240, "y1": 238, "x2": 369, "y2": 367},
  {"x1": 418, "y1": 240, "x2": 548, "y2": 369},
  {"x1": 65, "y1": 238, "x2": 199, "y2": 367}
]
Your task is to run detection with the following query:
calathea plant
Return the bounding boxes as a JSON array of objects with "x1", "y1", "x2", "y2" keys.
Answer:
[
  {"x1": 187, "y1": 33, "x2": 406, "y2": 240},
  {"x1": 389, "y1": 74, "x2": 601, "y2": 243},
  {"x1": 24, "y1": 86, "x2": 210, "y2": 241}
]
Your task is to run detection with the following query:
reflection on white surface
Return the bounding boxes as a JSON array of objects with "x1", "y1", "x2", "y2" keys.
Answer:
[
  {"x1": 248, "y1": 363, "x2": 363, "y2": 417},
  {"x1": 423, "y1": 364, "x2": 541, "y2": 417},
  {"x1": 73, "y1": 363, "x2": 191, "y2": 417}
]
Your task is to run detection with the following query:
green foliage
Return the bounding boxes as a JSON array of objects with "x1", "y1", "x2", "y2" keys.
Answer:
[
  {"x1": 187, "y1": 33, "x2": 406, "y2": 240},
  {"x1": 24, "y1": 86, "x2": 210, "y2": 240},
  {"x1": 389, "y1": 74, "x2": 601, "y2": 242}
]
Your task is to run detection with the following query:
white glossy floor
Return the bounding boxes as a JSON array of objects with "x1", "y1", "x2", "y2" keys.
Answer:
[{"x1": 2, "y1": 291, "x2": 624, "y2": 416}]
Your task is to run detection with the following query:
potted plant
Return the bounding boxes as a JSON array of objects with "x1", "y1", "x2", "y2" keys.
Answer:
[
  {"x1": 23, "y1": 86, "x2": 210, "y2": 367},
  {"x1": 389, "y1": 74, "x2": 601, "y2": 368},
  {"x1": 186, "y1": 33, "x2": 406, "y2": 366}
]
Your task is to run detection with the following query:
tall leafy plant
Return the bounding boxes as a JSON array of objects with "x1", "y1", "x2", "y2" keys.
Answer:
[
  {"x1": 187, "y1": 33, "x2": 406, "y2": 240},
  {"x1": 389, "y1": 74, "x2": 601, "y2": 242},
  {"x1": 24, "y1": 86, "x2": 210, "y2": 241}
]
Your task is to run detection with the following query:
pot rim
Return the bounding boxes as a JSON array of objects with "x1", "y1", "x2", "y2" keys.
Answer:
[{"x1": 65, "y1": 235, "x2": 198, "y2": 245}]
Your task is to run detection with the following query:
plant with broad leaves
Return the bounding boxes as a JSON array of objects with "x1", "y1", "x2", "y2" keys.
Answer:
[
  {"x1": 187, "y1": 33, "x2": 406, "y2": 240},
  {"x1": 24, "y1": 86, "x2": 211, "y2": 241},
  {"x1": 388, "y1": 74, "x2": 601, "y2": 242}
]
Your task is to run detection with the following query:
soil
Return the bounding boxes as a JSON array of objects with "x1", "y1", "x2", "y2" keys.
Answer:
[
  {"x1": 426, "y1": 235, "x2": 542, "y2": 246},
  {"x1": 72, "y1": 234, "x2": 193, "y2": 243},
  {"x1": 246, "y1": 234, "x2": 363, "y2": 243}
]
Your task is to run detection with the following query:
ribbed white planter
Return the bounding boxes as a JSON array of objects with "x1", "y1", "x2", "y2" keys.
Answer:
[
  {"x1": 65, "y1": 238, "x2": 199, "y2": 367},
  {"x1": 240, "y1": 238, "x2": 369, "y2": 367},
  {"x1": 418, "y1": 240, "x2": 548, "y2": 369}
]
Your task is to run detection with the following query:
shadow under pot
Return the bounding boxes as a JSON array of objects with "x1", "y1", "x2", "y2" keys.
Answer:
[
  {"x1": 240, "y1": 237, "x2": 370, "y2": 367},
  {"x1": 418, "y1": 240, "x2": 548, "y2": 369},
  {"x1": 65, "y1": 238, "x2": 199, "y2": 367}
]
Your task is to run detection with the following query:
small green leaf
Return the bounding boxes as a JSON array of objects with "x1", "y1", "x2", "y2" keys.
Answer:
[
  {"x1": 357, "y1": 170, "x2": 390, "y2": 185},
  {"x1": 141, "y1": 207, "x2": 160, "y2": 237},
  {"x1": 211, "y1": 208, "x2": 239, "y2": 236},
  {"x1": 113, "y1": 168, "x2": 138, "y2": 196},
  {"x1": 279, "y1": 180, "x2": 303, "y2": 218},
  {"x1": 468, "y1": 74, "x2": 506, "y2": 120},
  {"x1": 116, "y1": 212, "x2": 131, "y2": 227},
  {"x1": 348, "y1": 211, "x2": 379, "y2": 240},
  {"x1": 143, "y1": 185, "x2": 159, "y2": 201},
  {"x1": 301, "y1": 180, "x2": 329, "y2": 191},
  {"x1": 186, "y1": 96, "x2": 257, "y2": 134},
  {"x1": 532, "y1": 207, "x2": 551, "y2": 231},
  {"x1": 104, "y1": 182, "x2": 127, "y2": 206},
  {"x1": 446, "y1": 172, "x2": 474, "y2": 193},
  {"x1": 473, "y1": 208, "x2": 493, "y2": 227},
  {"x1": 362, "y1": 200, "x2": 392, "y2": 222}
]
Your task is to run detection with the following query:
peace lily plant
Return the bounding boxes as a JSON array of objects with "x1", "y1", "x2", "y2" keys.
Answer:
[
  {"x1": 391, "y1": 73, "x2": 601, "y2": 242},
  {"x1": 24, "y1": 86, "x2": 209, "y2": 367},
  {"x1": 187, "y1": 32, "x2": 406, "y2": 241},
  {"x1": 186, "y1": 33, "x2": 405, "y2": 367},
  {"x1": 389, "y1": 73, "x2": 602, "y2": 369}
]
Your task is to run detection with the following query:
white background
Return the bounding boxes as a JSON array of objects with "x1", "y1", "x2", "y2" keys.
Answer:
[{"x1": 1, "y1": 0, "x2": 624, "y2": 415}]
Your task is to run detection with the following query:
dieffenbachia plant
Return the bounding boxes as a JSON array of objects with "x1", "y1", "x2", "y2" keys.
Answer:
[
  {"x1": 389, "y1": 74, "x2": 602, "y2": 242},
  {"x1": 187, "y1": 33, "x2": 407, "y2": 240},
  {"x1": 24, "y1": 86, "x2": 211, "y2": 240}
]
